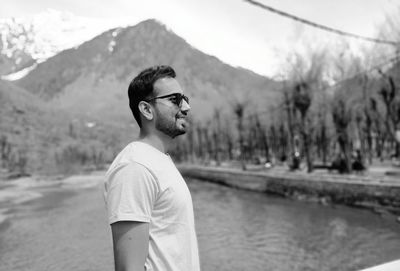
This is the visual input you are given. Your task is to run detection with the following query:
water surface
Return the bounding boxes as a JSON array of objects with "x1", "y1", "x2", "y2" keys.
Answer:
[
  {"x1": 0, "y1": 176, "x2": 399, "y2": 271},
  {"x1": 191, "y1": 179, "x2": 400, "y2": 271}
]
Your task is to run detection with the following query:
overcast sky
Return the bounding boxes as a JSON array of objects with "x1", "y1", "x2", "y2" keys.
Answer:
[{"x1": 1, "y1": 0, "x2": 398, "y2": 76}]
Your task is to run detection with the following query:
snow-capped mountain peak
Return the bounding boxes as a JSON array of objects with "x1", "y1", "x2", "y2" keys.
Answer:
[{"x1": 0, "y1": 9, "x2": 135, "y2": 77}]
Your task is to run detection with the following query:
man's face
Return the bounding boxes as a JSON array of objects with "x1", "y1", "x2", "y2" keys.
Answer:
[{"x1": 151, "y1": 77, "x2": 190, "y2": 138}]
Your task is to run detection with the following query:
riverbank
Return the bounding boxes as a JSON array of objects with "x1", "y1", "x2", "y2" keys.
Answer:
[{"x1": 178, "y1": 164, "x2": 400, "y2": 217}]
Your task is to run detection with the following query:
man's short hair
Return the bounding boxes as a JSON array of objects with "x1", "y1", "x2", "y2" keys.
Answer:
[{"x1": 128, "y1": 65, "x2": 176, "y2": 127}]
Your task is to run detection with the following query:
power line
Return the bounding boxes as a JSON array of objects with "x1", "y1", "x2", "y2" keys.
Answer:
[{"x1": 244, "y1": 0, "x2": 399, "y2": 46}]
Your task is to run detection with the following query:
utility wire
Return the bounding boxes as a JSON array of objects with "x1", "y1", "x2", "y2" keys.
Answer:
[{"x1": 244, "y1": 0, "x2": 399, "y2": 46}]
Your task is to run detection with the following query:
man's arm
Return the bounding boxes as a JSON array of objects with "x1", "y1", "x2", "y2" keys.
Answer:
[{"x1": 111, "y1": 221, "x2": 150, "y2": 271}]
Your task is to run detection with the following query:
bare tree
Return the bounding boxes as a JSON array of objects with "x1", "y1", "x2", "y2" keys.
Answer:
[
  {"x1": 377, "y1": 71, "x2": 400, "y2": 158},
  {"x1": 280, "y1": 49, "x2": 327, "y2": 172},
  {"x1": 233, "y1": 102, "x2": 247, "y2": 170},
  {"x1": 293, "y1": 82, "x2": 313, "y2": 172},
  {"x1": 254, "y1": 114, "x2": 270, "y2": 163},
  {"x1": 332, "y1": 96, "x2": 352, "y2": 173}
]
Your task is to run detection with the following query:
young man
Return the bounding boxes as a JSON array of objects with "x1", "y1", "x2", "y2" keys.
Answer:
[{"x1": 104, "y1": 65, "x2": 200, "y2": 271}]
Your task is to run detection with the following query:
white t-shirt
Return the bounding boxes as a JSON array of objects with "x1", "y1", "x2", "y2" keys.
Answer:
[{"x1": 104, "y1": 141, "x2": 200, "y2": 271}]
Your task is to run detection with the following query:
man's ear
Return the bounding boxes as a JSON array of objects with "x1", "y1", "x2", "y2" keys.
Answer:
[{"x1": 138, "y1": 101, "x2": 153, "y2": 121}]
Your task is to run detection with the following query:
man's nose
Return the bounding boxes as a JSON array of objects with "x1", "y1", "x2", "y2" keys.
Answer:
[{"x1": 180, "y1": 99, "x2": 190, "y2": 112}]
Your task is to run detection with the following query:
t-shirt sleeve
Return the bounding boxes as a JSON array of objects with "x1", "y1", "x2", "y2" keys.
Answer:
[{"x1": 105, "y1": 162, "x2": 159, "y2": 225}]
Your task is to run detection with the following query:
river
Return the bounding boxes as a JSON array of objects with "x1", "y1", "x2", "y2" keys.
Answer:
[{"x1": 0, "y1": 174, "x2": 400, "y2": 271}]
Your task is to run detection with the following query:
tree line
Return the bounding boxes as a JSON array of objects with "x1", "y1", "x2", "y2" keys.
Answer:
[{"x1": 171, "y1": 52, "x2": 400, "y2": 174}]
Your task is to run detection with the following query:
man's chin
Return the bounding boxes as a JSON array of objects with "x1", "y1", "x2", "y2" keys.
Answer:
[
  {"x1": 174, "y1": 128, "x2": 186, "y2": 137},
  {"x1": 168, "y1": 130, "x2": 185, "y2": 139},
  {"x1": 169, "y1": 125, "x2": 187, "y2": 138}
]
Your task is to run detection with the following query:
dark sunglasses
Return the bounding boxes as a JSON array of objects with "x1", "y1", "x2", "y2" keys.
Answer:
[{"x1": 146, "y1": 93, "x2": 189, "y2": 107}]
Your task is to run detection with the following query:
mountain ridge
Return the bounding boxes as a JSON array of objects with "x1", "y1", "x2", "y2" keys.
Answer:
[{"x1": 17, "y1": 19, "x2": 282, "y2": 123}]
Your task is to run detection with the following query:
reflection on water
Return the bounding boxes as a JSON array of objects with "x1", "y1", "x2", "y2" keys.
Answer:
[
  {"x1": 0, "y1": 176, "x2": 400, "y2": 271},
  {"x1": 189, "y1": 179, "x2": 400, "y2": 271}
]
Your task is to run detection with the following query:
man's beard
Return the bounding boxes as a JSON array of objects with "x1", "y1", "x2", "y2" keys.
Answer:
[{"x1": 155, "y1": 112, "x2": 187, "y2": 139}]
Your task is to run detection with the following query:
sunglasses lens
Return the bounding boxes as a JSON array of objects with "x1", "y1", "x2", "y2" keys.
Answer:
[
  {"x1": 172, "y1": 94, "x2": 181, "y2": 106},
  {"x1": 175, "y1": 94, "x2": 189, "y2": 106}
]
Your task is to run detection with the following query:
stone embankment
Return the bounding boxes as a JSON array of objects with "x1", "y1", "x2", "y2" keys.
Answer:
[{"x1": 179, "y1": 165, "x2": 400, "y2": 216}]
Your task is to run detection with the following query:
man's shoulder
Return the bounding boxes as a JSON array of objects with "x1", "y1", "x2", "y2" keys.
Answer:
[
  {"x1": 110, "y1": 161, "x2": 155, "y2": 182},
  {"x1": 105, "y1": 156, "x2": 159, "y2": 192},
  {"x1": 124, "y1": 142, "x2": 172, "y2": 168},
  {"x1": 108, "y1": 141, "x2": 149, "y2": 164},
  {"x1": 106, "y1": 142, "x2": 140, "y2": 176},
  {"x1": 115, "y1": 141, "x2": 165, "y2": 159},
  {"x1": 105, "y1": 141, "x2": 178, "y2": 184}
]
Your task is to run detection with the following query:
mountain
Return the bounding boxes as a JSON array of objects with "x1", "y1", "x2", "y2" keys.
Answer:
[
  {"x1": 0, "y1": 79, "x2": 58, "y2": 173},
  {"x1": 0, "y1": 9, "x2": 130, "y2": 77},
  {"x1": 0, "y1": 78, "x2": 125, "y2": 174},
  {"x1": 16, "y1": 19, "x2": 282, "y2": 126}
]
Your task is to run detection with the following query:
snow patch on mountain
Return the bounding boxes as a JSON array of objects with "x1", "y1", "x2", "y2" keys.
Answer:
[
  {"x1": 108, "y1": 40, "x2": 116, "y2": 53},
  {"x1": 1, "y1": 63, "x2": 38, "y2": 81},
  {"x1": 107, "y1": 28, "x2": 123, "y2": 53}
]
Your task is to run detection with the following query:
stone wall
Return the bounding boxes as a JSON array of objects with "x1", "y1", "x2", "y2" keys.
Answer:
[{"x1": 179, "y1": 165, "x2": 400, "y2": 216}]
